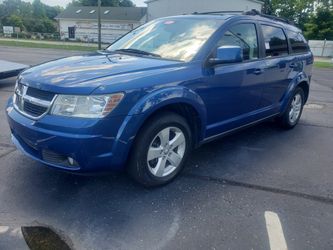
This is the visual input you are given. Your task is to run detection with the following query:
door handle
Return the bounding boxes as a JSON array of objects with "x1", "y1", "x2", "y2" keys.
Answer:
[{"x1": 253, "y1": 68, "x2": 264, "y2": 75}]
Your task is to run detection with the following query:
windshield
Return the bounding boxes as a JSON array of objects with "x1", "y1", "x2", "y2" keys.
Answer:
[{"x1": 107, "y1": 18, "x2": 223, "y2": 62}]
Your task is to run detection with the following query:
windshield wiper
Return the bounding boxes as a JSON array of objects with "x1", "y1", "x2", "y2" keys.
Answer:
[{"x1": 115, "y1": 48, "x2": 161, "y2": 58}]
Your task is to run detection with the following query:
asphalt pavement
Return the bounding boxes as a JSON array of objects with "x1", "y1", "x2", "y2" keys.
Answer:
[{"x1": 0, "y1": 46, "x2": 333, "y2": 250}]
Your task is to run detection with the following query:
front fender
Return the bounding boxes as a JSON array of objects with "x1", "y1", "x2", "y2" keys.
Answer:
[
  {"x1": 110, "y1": 87, "x2": 207, "y2": 166},
  {"x1": 129, "y1": 86, "x2": 206, "y2": 116}
]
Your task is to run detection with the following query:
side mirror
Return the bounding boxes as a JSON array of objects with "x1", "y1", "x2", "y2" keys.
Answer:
[{"x1": 209, "y1": 46, "x2": 243, "y2": 65}]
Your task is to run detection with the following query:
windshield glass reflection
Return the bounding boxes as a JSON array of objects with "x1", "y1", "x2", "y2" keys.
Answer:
[{"x1": 107, "y1": 18, "x2": 223, "y2": 62}]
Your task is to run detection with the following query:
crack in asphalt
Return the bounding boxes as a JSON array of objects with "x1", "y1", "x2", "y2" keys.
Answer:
[
  {"x1": 0, "y1": 142, "x2": 15, "y2": 148},
  {"x1": 299, "y1": 123, "x2": 333, "y2": 129},
  {"x1": 1, "y1": 143, "x2": 332, "y2": 206},
  {"x1": 307, "y1": 98, "x2": 333, "y2": 104},
  {"x1": 0, "y1": 148, "x2": 16, "y2": 159},
  {"x1": 312, "y1": 78, "x2": 333, "y2": 89},
  {"x1": 308, "y1": 101, "x2": 333, "y2": 104},
  {"x1": 183, "y1": 173, "x2": 333, "y2": 205}
]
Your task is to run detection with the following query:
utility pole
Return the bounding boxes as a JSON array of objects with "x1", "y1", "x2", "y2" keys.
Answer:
[{"x1": 98, "y1": 0, "x2": 102, "y2": 50}]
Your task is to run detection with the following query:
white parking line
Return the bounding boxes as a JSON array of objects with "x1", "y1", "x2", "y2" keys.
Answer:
[
  {"x1": 0, "y1": 226, "x2": 9, "y2": 234},
  {"x1": 265, "y1": 211, "x2": 288, "y2": 250}
]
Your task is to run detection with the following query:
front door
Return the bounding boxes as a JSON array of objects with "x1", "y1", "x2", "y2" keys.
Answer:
[
  {"x1": 200, "y1": 23, "x2": 266, "y2": 138},
  {"x1": 68, "y1": 27, "x2": 75, "y2": 39}
]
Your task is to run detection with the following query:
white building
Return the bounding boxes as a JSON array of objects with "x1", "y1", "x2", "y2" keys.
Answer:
[
  {"x1": 146, "y1": 0, "x2": 263, "y2": 21},
  {"x1": 55, "y1": 6, "x2": 147, "y2": 43}
]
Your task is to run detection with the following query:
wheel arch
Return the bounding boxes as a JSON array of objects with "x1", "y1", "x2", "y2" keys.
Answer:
[
  {"x1": 281, "y1": 73, "x2": 310, "y2": 114},
  {"x1": 110, "y1": 87, "x2": 207, "y2": 167},
  {"x1": 297, "y1": 81, "x2": 310, "y2": 103},
  {"x1": 136, "y1": 102, "x2": 204, "y2": 148}
]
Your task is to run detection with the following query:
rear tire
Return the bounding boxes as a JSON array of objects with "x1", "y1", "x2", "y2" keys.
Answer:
[
  {"x1": 277, "y1": 87, "x2": 305, "y2": 129},
  {"x1": 127, "y1": 112, "x2": 192, "y2": 187}
]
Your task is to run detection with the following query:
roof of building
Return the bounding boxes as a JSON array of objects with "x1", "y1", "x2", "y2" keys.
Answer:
[{"x1": 55, "y1": 6, "x2": 147, "y2": 21}]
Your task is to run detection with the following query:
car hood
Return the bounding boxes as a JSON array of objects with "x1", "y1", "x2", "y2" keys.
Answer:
[{"x1": 20, "y1": 52, "x2": 181, "y2": 94}]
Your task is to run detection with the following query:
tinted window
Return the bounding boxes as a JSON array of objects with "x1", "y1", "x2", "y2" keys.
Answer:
[
  {"x1": 262, "y1": 25, "x2": 288, "y2": 57},
  {"x1": 217, "y1": 23, "x2": 258, "y2": 60},
  {"x1": 286, "y1": 30, "x2": 309, "y2": 54}
]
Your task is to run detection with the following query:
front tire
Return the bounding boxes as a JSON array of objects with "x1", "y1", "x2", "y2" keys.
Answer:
[
  {"x1": 128, "y1": 112, "x2": 192, "y2": 187},
  {"x1": 278, "y1": 87, "x2": 305, "y2": 129}
]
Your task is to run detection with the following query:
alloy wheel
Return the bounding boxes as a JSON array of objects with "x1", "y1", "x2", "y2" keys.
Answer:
[
  {"x1": 289, "y1": 93, "x2": 303, "y2": 124},
  {"x1": 147, "y1": 127, "x2": 186, "y2": 177}
]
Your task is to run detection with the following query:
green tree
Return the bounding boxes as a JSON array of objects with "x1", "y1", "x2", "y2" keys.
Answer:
[
  {"x1": 271, "y1": 0, "x2": 315, "y2": 29},
  {"x1": 304, "y1": 8, "x2": 333, "y2": 40},
  {"x1": 262, "y1": 1, "x2": 333, "y2": 25},
  {"x1": 32, "y1": 0, "x2": 46, "y2": 18},
  {"x1": 70, "y1": 0, "x2": 135, "y2": 7},
  {"x1": 262, "y1": 0, "x2": 273, "y2": 15},
  {"x1": 45, "y1": 5, "x2": 63, "y2": 19},
  {"x1": 262, "y1": 0, "x2": 333, "y2": 39},
  {"x1": 7, "y1": 14, "x2": 24, "y2": 30},
  {"x1": 0, "y1": 0, "x2": 61, "y2": 33},
  {"x1": 120, "y1": 0, "x2": 135, "y2": 7}
]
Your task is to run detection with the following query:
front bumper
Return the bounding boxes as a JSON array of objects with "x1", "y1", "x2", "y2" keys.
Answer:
[{"x1": 6, "y1": 97, "x2": 128, "y2": 173}]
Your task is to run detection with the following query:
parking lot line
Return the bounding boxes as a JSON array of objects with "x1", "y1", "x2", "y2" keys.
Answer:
[
  {"x1": 265, "y1": 211, "x2": 288, "y2": 250},
  {"x1": 0, "y1": 226, "x2": 9, "y2": 234}
]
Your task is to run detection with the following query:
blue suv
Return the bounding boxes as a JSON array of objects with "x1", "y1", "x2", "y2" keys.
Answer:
[{"x1": 6, "y1": 11, "x2": 313, "y2": 186}]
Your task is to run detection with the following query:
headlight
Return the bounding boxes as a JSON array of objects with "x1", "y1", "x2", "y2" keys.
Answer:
[{"x1": 50, "y1": 93, "x2": 124, "y2": 118}]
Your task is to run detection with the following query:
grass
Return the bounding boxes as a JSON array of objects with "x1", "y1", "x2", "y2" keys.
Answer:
[
  {"x1": 314, "y1": 61, "x2": 333, "y2": 69},
  {"x1": 0, "y1": 40, "x2": 97, "y2": 51}
]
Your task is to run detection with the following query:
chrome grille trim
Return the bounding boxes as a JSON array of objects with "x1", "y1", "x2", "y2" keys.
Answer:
[
  {"x1": 13, "y1": 83, "x2": 57, "y2": 120},
  {"x1": 22, "y1": 95, "x2": 51, "y2": 108}
]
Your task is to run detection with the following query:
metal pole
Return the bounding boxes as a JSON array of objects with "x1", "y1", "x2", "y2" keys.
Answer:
[
  {"x1": 98, "y1": 0, "x2": 102, "y2": 50},
  {"x1": 322, "y1": 39, "x2": 327, "y2": 57}
]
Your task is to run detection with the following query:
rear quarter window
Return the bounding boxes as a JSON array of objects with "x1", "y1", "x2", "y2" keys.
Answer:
[
  {"x1": 261, "y1": 25, "x2": 289, "y2": 57},
  {"x1": 286, "y1": 30, "x2": 309, "y2": 54}
]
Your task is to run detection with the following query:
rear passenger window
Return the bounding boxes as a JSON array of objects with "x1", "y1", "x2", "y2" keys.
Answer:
[
  {"x1": 217, "y1": 23, "x2": 258, "y2": 61},
  {"x1": 262, "y1": 25, "x2": 289, "y2": 57},
  {"x1": 286, "y1": 30, "x2": 309, "y2": 54}
]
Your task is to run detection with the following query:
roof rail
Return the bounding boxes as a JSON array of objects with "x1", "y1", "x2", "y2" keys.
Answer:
[
  {"x1": 244, "y1": 9, "x2": 295, "y2": 25},
  {"x1": 192, "y1": 11, "x2": 243, "y2": 15},
  {"x1": 190, "y1": 9, "x2": 295, "y2": 25}
]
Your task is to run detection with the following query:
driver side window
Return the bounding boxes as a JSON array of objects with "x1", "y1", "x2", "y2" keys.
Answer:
[{"x1": 217, "y1": 23, "x2": 259, "y2": 61}]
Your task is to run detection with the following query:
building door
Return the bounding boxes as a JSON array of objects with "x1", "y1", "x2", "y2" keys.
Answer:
[{"x1": 68, "y1": 27, "x2": 75, "y2": 39}]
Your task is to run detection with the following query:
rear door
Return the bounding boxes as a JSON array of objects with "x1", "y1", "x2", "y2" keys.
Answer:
[
  {"x1": 258, "y1": 24, "x2": 294, "y2": 112},
  {"x1": 285, "y1": 29, "x2": 313, "y2": 80}
]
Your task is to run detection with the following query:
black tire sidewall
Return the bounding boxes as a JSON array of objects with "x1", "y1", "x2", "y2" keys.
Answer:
[{"x1": 129, "y1": 112, "x2": 192, "y2": 186}]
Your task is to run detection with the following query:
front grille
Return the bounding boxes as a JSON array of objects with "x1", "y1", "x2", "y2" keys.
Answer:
[
  {"x1": 14, "y1": 83, "x2": 56, "y2": 119},
  {"x1": 27, "y1": 87, "x2": 55, "y2": 101},
  {"x1": 23, "y1": 102, "x2": 48, "y2": 117}
]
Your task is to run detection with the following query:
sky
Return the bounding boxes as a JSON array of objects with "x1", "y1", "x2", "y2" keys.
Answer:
[{"x1": 25, "y1": 0, "x2": 147, "y2": 7}]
